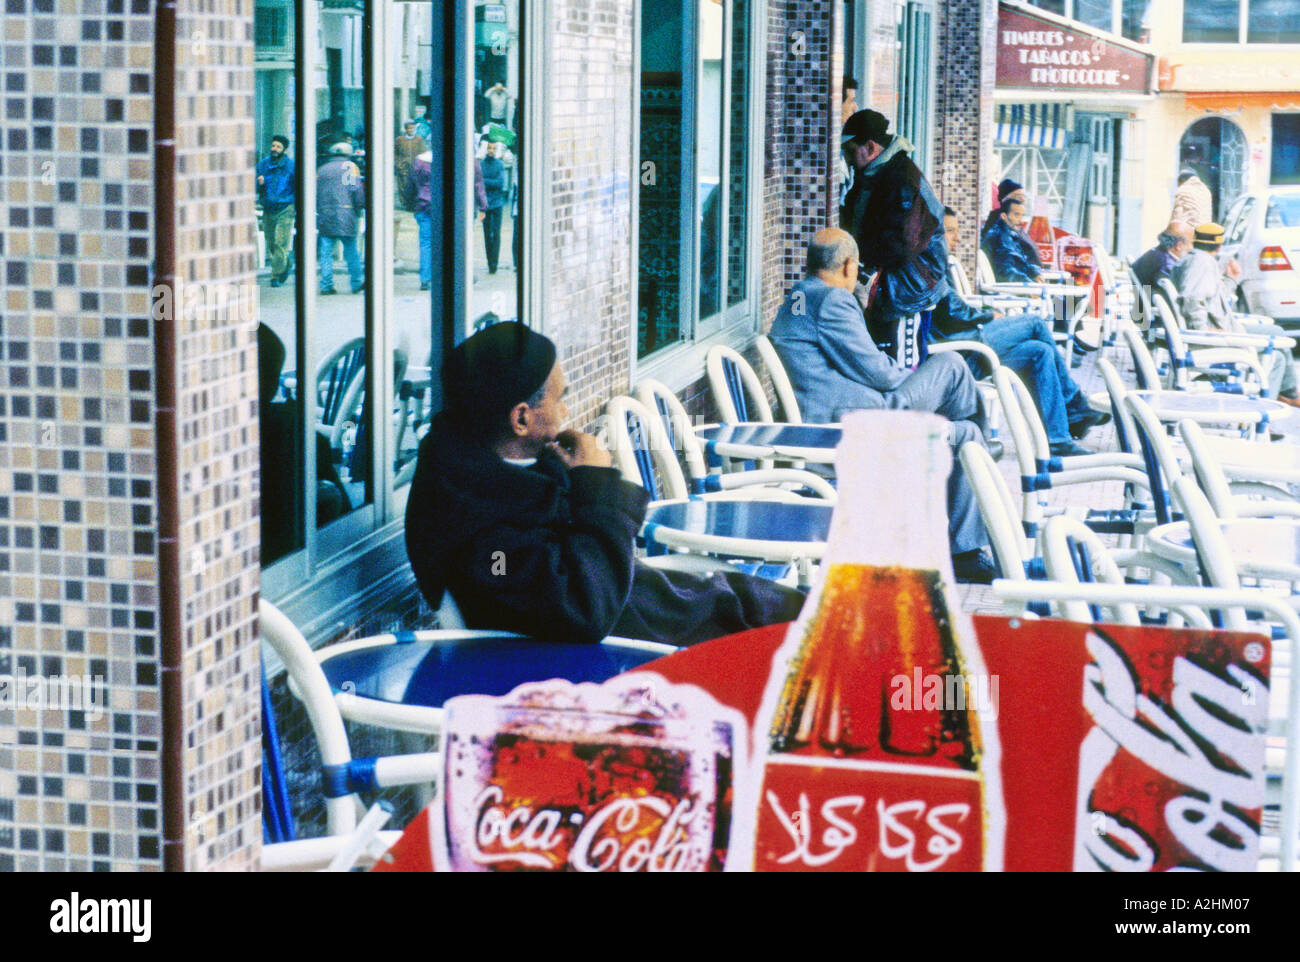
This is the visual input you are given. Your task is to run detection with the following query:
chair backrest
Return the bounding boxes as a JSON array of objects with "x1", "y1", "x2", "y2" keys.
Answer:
[
  {"x1": 259, "y1": 599, "x2": 359, "y2": 837},
  {"x1": 1126, "y1": 264, "x2": 1156, "y2": 333},
  {"x1": 959, "y1": 440, "x2": 1032, "y2": 582},
  {"x1": 706, "y1": 344, "x2": 774, "y2": 424},
  {"x1": 601, "y1": 395, "x2": 689, "y2": 501},
  {"x1": 948, "y1": 257, "x2": 974, "y2": 298},
  {"x1": 1123, "y1": 393, "x2": 1182, "y2": 526},
  {"x1": 1120, "y1": 321, "x2": 1164, "y2": 393},
  {"x1": 636, "y1": 378, "x2": 710, "y2": 482},
  {"x1": 976, "y1": 248, "x2": 998, "y2": 288},
  {"x1": 1169, "y1": 475, "x2": 1249, "y2": 631},
  {"x1": 1176, "y1": 418, "x2": 1240, "y2": 519},
  {"x1": 755, "y1": 334, "x2": 802, "y2": 423},
  {"x1": 317, "y1": 337, "x2": 367, "y2": 429},
  {"x1": 993, "y1": 365, "x2": 1048, "y2": 474},
  {"x1": 1040, "y1": 515, "x2": 1143, "y2": 625},
  {"x1": 1096, "y1": 358, "x2": 1137, "y2": 456},
  {"x1": 1151, "y1": 294, "x2": 1191, "y2": 390}
]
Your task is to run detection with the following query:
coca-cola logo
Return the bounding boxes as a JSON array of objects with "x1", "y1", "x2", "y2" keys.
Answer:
[
  {"x1": 466, "y1": 784, "x2": 709, "y2": 872},
  {"x1": 1075, "y1": 632, "x2": 1268, "y2": 872}
]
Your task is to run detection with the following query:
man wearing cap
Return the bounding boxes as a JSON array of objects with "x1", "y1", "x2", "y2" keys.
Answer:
[
  {"x1": 316, "y1": 142, "x2": 365, "y2": 295},
  {"x1": 405, "y1": 322, "x2": 806, "y2": 646},
  {"x1": 839, "y1": 109, "x2": 949, "y2": 325},
  {"x1": 1173, "y1": 223, "x2": 1300, "y2": 404},
  {"x1": 1171, "y1": 168, "x2": 1212, "y2": 229},
  {"x1": 768, "y1": 228, "x2": 998, "y2": 583}
]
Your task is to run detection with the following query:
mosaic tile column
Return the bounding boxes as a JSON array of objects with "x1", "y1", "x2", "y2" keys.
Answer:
[
  {"x1": 0, "y1": 0, "x2": 261, "y2": 872},
  {"x1": 760, "y1": 1, "x2": 838, "y2": 329},
  {"x1": 544, "y1": 0, "x2": 636, "y2": 430},
  {"x1": 933, "y1": 0, "x2": 997, "y2": 278}
]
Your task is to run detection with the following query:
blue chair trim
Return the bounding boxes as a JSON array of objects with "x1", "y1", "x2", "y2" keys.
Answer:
[
  {"x1": 1021, "y1": 473, "x2": 1051, "y2": 492},
  {"x1": 393, "y1": 630, "x2": 417, "y2": 644}
]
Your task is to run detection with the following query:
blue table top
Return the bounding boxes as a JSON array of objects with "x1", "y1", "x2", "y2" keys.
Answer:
[
  {"x1": 644, "y1": 499, "x2": 833, "y2": 544},
  {"x1": 697, "y1": 423, "x2": 843, "y2": 450},
  {"x1": 320, "y1": 635, "x2": 667, "y2": 709}
]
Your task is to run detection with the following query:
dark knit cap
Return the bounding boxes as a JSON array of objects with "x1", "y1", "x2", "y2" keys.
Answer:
[
  {"x1": 442, "y1": 321, "x2": 557, "y2": 437},
  {"x1": 997, "y1": 178, "x2": 1024, "y2": 203},
  {"x1": 841, "y1": 108, "x2": 891, "y2": 146}
]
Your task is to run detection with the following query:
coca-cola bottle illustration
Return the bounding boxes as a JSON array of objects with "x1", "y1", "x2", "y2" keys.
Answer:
[
  {"x1": 1027, "y1": 195, "x2": 1057, "y2": 271},
  {"x1": 744, "y1": 411, "x2": 1005, "y2": 871}
]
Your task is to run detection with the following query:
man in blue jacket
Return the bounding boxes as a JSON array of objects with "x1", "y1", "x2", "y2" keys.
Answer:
[
  {"x1": 256, "y1": 135, "x2": 295, "y2": 287},
  {"x1": 981, "y1": 195, "x2": 1044, "y2": 284},
  {"x1": 768, "y1": 228, "x2": 996, "y2": 584}
]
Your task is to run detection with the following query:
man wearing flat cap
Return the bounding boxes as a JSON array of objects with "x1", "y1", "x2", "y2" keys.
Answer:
[
  {"x1": 1173, "y1": 223, "x2": 1300, "y2": 404},
  {"x1": 839, "y1": 108, "x2": 949, "y2": 325},
  {"x1": 404, "y1": 322, "x2": 805, "y2": 646}
]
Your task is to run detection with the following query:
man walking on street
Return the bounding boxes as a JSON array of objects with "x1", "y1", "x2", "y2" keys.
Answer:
[
  {"x1": 481, "y1": 141, "x2": 508, "y2": 275},
  {"x1": 316, "y1": 143, "x2": 365, "y2": 295},
  {"x1": 256, "y1": 135, "x2": 295, "y2": 287}
]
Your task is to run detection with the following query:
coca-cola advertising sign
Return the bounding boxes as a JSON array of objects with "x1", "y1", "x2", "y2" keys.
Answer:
[
  {"x1": 429, "y1": 676, "x2": 749, "y2": 872},
  {"x1": 996, "y1": 2, "x2": 1153, "y2": 95}
]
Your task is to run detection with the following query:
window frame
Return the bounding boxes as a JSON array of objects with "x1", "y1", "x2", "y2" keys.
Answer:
[
  {"x1": 631, "y1": 0, "x2": 766, "y2": 393},
  {"x1": 262, "y1": 0, "x2": 541, "y2": 623}
]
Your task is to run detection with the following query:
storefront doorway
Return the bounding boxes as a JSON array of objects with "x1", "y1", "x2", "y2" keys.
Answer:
[{"x1": 1179, "y1": 116, "x2": 1248, "y2": 223}]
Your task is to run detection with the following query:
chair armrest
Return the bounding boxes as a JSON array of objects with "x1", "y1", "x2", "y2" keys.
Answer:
[{"x1": 929, "y1": 339, "x2": 1001, "y2": 371}]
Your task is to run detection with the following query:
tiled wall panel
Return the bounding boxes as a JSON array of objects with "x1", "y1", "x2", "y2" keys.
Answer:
[
  {"x1": 0, "y1": 0, "x2": 163, "y2": 873},
  {"x1": 170, "y1": 0, "x2": 262, "y2": 872}
]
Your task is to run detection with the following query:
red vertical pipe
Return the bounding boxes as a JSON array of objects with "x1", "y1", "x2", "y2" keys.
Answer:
[{"x1": 153, "y1": 0, "x2": 185, "y2": 872}]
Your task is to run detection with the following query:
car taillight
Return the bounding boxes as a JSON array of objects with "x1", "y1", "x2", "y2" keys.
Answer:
[{"x1": 1259, "y1": 246, "x2": 1293, "y2": 271}]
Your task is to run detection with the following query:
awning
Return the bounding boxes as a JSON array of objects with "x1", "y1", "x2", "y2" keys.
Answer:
[{"x1": 995, "y1": 103, "x2": 1073, "y2": 149}]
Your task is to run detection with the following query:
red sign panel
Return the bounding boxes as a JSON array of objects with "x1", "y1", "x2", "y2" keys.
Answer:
[{"x1": 996, "y1": 3, "x2": 1153, "y2": 95}]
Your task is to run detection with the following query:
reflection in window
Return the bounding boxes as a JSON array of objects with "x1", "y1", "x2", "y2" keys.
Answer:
[
  {"x1": 314, "y1": 0, "x2": 371, "y2": 527},
  {"x1": 1249, "y1": 0, "x2": 1300, "y2": 43},
  {"x1": 1183, "y1": 0, "x2": 1241, "y2": 42},
  {"x1": 392, "y1": 1, "x2": 438, "y2": 490},
  {"x1": 638, "y1": 0, "x2": 690, "y2": 357},
  {"x1": 472, "y1": 1, "x2": 521, "y2": 327},
  {"x1": 1028, "y1": 0, "x2": 1066, "y2": 15},
  {"x1": 697, "y1": 0, "x2": 724, "y2": 320},
  {"x1": 255, "y1": 0, "x2": 303, "y2": 564},
  {"x1": 1074, "y1": 0, "x2": 1113, "y2": 32},
  {"x1": 1122, "y1": 0, "x2": 1153, "y2": 43}
]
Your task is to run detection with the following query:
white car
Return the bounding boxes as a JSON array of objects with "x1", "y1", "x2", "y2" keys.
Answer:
[{"x1": 1219, "y1": 187, "x2": 1300, "y2": 326}]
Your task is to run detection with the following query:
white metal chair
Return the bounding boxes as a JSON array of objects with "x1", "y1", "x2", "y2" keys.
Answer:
[
  {"x1": 706, "y1": 344, "x2": 774, "y2": 424},
  {"x1": 976, "y1": 247, "x2": 1095, "y2": 361},
  {"x1": 1149, "y1": 295, "x2": 1268, "y2": 396},
  {"x1": 755, "y1": 334, "x2": 802, "y2": 424}
]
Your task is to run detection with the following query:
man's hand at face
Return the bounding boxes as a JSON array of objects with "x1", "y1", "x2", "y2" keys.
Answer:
[
  {"x1": 549, "y1": 430, "x2": 612, "y2": 469},
  {"x1": 1224, "y1": 258, "x2": 1243, "y2": 281}
]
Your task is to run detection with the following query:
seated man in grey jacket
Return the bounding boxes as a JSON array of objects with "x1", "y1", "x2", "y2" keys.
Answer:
[{"x1": 768, "y1": 227, "x2": 996, "y2": 584}]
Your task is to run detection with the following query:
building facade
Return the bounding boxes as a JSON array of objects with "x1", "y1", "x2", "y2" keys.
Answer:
[{"x1": 0, "y1": 0, "x2": 996, "y2": 867}]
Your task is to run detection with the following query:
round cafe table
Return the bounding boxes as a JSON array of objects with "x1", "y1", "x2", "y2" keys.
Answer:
[
  {"x1": 695, "y1": 423, "x2": 842, "y2": 465},
  {"x1": 1089, "y1": 389, "x2": 1293, "y2": 432},
  {"x1": 1145, "y1": 517, "x2": 1300, "y2": 583},
  {"x1": 641, "y1": 498, "x2": 832, "y2": 565}
]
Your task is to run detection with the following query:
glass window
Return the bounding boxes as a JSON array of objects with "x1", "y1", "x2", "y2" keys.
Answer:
[
  {"x1": 1248, "y1": 0, "x2": 1300, "y2": 43},
  {"x1": 255, "y1": 0, "x2": 304, "y2": 565},
  {"x1": 472, "y1": 1, "x2": 522, "y2": 327},
  {"x1": 1266, "y1": 194, "x2": 1300, "y2": 227},
  {"x1": 1122, "y1": 0, "x2": 1153, "y2": 43},
  {"x1": 313, "y1": 0, "x2": 373, "y2": 530},
  {"x1": 1029, "y1": 0, "x2": 1066, "y2": 15},
  {"x1": 1225, "y1": 197, "x2": 1255, "y2": 244},
  {"x1": 1273, "y1": 114, "x2": 1300, "y2": 185},
  {"x1": 895, "y1": 1, "x2": 933, "y2": 171},
  {"x1": 637, "y1": 0, "x2": 753, "y2": 361},
  {"x1": 1183, "y1": 0, "x2": 1242, "y2": 42},
  {"x1": 1074, "y1": 0, "x2": 1113, "y2": 32}
]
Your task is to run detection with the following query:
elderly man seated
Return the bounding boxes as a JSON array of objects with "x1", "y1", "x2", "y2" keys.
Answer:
[
  {"x1": 1131, "y1": 220, "x2": 1193, "y2": 293},
  {"x1": 767, "y1": 227, "x2": 997, "y2": 584},
  {"x1": 1173, "y1": 223, "x2": 1300, "y2": 406},
  {"x1": 404, "y1": 321, "x2": 805, "y2": 646}
]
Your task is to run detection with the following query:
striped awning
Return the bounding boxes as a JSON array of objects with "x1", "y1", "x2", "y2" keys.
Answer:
[{"x1": 995, "y1": 103, "x2": 1073, "y2": 149}]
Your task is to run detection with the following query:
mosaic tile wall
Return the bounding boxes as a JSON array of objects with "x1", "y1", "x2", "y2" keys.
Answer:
[
  {"x1": 0, "y1": 0, "x2": 262, "y2": 872},
  {"x1": 933, "y1": 0, "x2": 997, "y2": 278},
  {"x1": 0, "y1": 0, "x2": 164, "y2": 873},
  {"x1": 759, "y1": 1, "x2": 839, "y2": 332},
  {"x1": 544, "y1": 0, "x2": 636, "y2": 432},
  {"x1": 169, "y1": 0, "x2": 262, "y2": 871}
]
